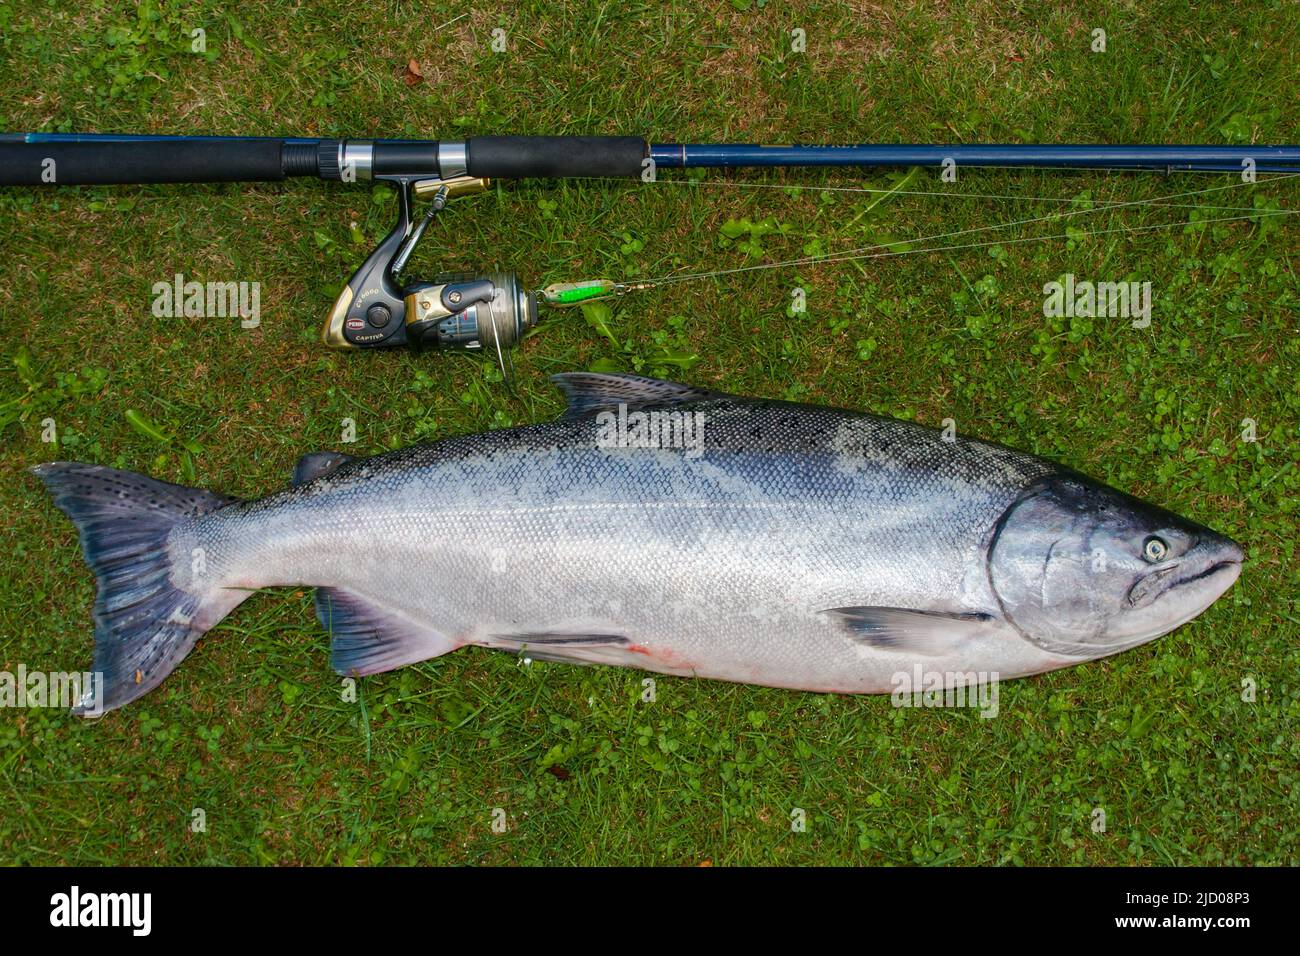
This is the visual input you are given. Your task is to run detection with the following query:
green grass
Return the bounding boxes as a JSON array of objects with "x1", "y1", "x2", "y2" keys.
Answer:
[{"x1": 1, "y1": 0, "x2": 1297, "y2": 865}]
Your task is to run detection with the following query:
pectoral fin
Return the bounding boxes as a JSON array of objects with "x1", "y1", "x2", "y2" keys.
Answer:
[{"x1": 823, "y1": 606, "x2": 999, "y2": 656}]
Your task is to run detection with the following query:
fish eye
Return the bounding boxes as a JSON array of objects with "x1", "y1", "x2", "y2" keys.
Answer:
[{"x1": 1142, "y1": 536, "x2": 1168, "y2": 563}]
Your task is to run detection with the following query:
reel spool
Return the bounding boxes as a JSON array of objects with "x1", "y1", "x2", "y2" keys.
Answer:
[{"x1": 404, "y1": 271, "x2": 537, "y2": 353}]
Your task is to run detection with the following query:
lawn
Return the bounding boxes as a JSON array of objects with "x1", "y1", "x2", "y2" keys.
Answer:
[{"x1": 0, "y1": 0, "x2": 1296, "y2": 865}]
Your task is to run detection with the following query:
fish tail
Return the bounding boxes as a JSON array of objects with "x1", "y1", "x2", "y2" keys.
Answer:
[{"x1": 31, "y1": 462, "x2": 249, "y2": 716}]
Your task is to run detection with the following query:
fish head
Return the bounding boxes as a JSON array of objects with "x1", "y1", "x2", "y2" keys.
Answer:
[{"x1": 987, "y1": 475, "x2": 1242, "y2": 658}]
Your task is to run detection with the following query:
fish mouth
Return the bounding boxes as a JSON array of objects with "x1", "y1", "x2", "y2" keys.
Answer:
[
  {"x1": 1042, "y1": 554, "x2": 1244, "y2": 660},
  {"x1": 1159, "y1": 557, "x2": 1241, "y2": 614},
  {"x1": 1108, "y1": 556, "x2": 1242, "y2": 650},
  {"x1": 1127, "y1": 539, "x2": 1243, "y2": 609},
  {"x1": 1178, "y1": 558, "x2": 1243, "y2": 588}
]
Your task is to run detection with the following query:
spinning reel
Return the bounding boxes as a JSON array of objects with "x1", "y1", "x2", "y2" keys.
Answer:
[{"x1": 319, "y1": 174, "x2": 538, "y2": 367}]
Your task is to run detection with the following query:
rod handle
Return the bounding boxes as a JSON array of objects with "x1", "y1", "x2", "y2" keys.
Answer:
[{"x1": 465, "y1": 135, "x2": 647, "y2": 178}]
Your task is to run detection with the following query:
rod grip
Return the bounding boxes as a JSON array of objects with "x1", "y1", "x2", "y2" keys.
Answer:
[
  {"x1": 465, "y1": 135, "x2": 648, "y2": 178},
  {"x1": 0, "y1": 139, "x2": 297, "y2": 185}
]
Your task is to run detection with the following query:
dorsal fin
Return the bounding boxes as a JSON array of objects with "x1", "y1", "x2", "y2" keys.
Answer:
[
  {"x1": 292, "y1": 451, "x2": 355, "y2": 486},
  {"x1": 549, "y1": 373, "x2": 714, "y2": 420}
]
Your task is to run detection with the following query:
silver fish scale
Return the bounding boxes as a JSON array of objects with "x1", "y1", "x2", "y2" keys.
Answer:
[{"x1": 175, "y1": 396, "x2": 1067, "y2": 691}]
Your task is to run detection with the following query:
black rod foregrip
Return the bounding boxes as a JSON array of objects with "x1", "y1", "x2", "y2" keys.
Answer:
[
  {"x1": 465, "y1": 135, "x2": 648, "y2": 178},
  {"x1": 0, "y1": 139, "x2": 319, "y2": 185}
]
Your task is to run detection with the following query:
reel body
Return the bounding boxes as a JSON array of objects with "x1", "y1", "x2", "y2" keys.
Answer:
[{"x1": 320, "y1": 174, "x2": 538, "y2": 358}]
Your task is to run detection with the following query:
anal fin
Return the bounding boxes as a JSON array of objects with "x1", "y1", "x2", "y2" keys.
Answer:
[
  {"x1": 824, "y1": 606, "x2": 998, "y2": 656},
  {"x1": 315, "y1": 588, "x2": 459, "y2": 676}
]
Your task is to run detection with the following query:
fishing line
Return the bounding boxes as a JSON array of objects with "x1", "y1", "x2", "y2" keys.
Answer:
[
  {"x1": 634, "y1": 207, "x2": 1298, "y2": 288},
  {"x1": 630, "y1": 172, "x2": 1298, "y2": 288}
]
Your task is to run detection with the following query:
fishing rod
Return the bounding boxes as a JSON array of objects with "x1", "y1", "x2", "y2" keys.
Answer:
[{"x1": 3, "y1": 132, "x2": 1298, "y2": 366}]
